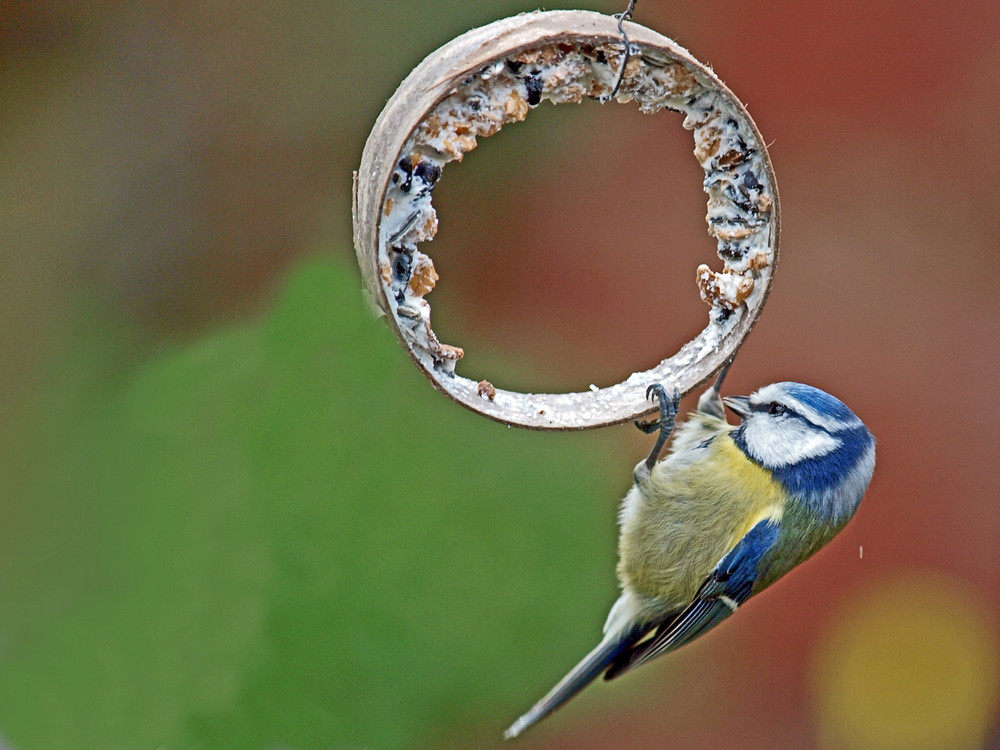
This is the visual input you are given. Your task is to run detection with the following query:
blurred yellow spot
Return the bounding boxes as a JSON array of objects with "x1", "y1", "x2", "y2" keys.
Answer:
[{"x1": 813, "y1": 573, "x2": 999, "y2": 750}]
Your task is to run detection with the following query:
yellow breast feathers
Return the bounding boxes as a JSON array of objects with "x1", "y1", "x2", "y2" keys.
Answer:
[{"x1": 617, "y1": 428, "x2": 788, "y2": 609}]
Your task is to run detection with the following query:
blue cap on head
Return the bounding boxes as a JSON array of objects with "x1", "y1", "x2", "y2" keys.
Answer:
[{"x1": 778, "y1": 382, "x2": 860, "y2": 430}]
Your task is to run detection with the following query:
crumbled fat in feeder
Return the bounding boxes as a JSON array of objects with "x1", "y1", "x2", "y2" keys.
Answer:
[{"x1": 378, "y1": 39, "x2": 774, "y2": 377}]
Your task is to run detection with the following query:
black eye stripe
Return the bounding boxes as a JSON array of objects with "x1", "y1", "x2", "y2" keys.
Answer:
[
  {"x1": 752, "y1": 401, "x2": 790, "y2": 416},
  {"x1": 750, "y1": 400, "x2": 846, "y2": 437}
]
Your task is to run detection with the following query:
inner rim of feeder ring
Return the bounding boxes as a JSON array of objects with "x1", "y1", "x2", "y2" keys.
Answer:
[{"x1": 352, "y1": 10, "x2": 779, "y2": 430}]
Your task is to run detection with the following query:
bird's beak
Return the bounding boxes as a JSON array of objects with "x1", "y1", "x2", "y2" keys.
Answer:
[{"x1": 723, "y1": 395, "x2": 751, "y2": 418}]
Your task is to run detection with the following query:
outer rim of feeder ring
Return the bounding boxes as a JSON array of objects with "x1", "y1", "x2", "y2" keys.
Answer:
[{"x1": 352, "y1": 10, "x2": 780, "y2": 430}]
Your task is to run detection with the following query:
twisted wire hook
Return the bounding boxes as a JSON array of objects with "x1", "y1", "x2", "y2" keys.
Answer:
[{"x1": 600, "y1": 0, "x2": 639, "y2": 103}]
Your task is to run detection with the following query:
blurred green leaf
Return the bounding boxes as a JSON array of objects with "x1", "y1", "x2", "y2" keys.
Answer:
[{"x1": 0, "y1": 258, "x2": 625, "y2": 749}]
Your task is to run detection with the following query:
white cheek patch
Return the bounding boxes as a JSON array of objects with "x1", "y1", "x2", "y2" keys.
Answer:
[{"x1": 743, "y1": 415, "x2": 840, "y2": 468}]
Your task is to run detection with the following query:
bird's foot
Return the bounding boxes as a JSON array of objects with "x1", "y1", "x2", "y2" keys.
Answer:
[{"x1": 635, "y1": 384, "x2": 680, "y2": 474}]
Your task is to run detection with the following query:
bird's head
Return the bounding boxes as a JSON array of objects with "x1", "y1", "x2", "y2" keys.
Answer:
[{"x1": 724, "y1": 382, "x2": 876, "y2": 520}]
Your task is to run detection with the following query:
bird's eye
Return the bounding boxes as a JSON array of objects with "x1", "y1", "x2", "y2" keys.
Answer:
[{"x1": 767, "y1": 402, "x2": 787, "y2": 416}]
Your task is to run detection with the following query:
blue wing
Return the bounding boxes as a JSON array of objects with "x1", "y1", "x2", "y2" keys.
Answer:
[{"x1": 605, "y1": 518, "x2": 781, "y2": 680}]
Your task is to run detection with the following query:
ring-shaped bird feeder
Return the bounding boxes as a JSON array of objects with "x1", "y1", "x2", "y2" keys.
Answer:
[{"x1": 353, "y1": 10, "x2": 779, "y2": 430}]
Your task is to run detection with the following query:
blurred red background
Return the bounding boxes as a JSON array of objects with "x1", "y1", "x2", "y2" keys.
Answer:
[{"x1": 1, "y1": 1, "x2": 998, "y2": 748}]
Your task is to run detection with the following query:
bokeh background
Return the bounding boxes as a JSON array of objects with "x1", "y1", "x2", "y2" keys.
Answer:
[{"x1": 2, "y1": 1, "x2": 999, "y2": 748}]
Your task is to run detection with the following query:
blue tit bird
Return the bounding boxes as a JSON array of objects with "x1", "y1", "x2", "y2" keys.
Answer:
[{"x1": 504, "y1": 362, "x2": 876, "y2": 739}]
